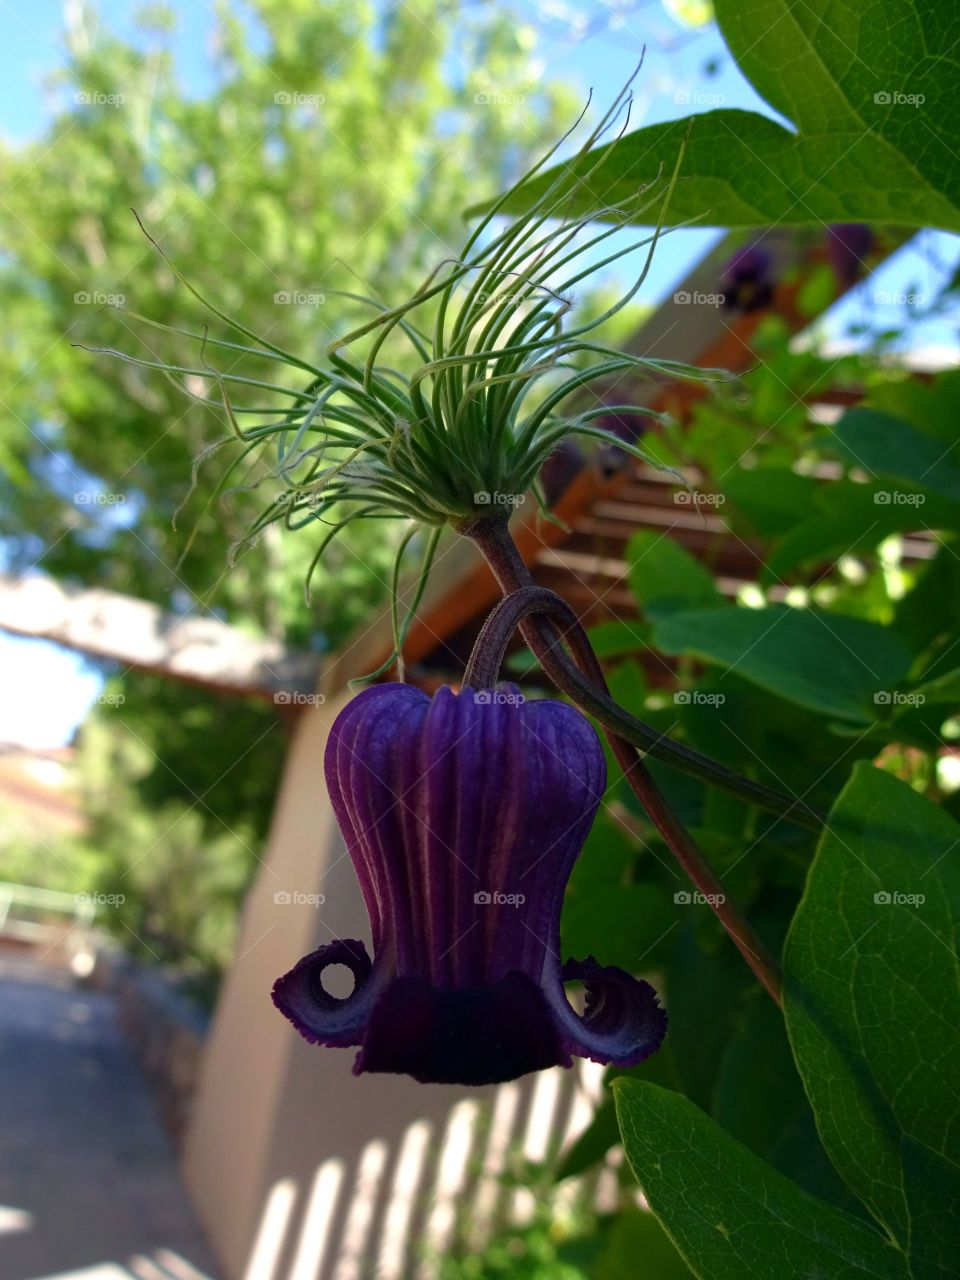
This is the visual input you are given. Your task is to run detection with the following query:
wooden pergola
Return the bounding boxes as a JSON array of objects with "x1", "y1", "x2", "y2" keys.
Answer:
[{"x1": 341, "y1": 222, "x2": 918, "y2": 691}]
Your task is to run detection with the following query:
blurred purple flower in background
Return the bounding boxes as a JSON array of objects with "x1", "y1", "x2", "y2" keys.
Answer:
[{"x1": 721, "y1": 244, "x2": 774, "y2": 312}]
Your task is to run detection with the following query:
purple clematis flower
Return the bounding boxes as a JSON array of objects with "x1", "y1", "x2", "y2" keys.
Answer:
[
  {"x1": 721, "y1": 245, "x2": 774, "y2": 313},
  {"x1": 272, "y1": 682, "x2": 666, "y2": 1085}
]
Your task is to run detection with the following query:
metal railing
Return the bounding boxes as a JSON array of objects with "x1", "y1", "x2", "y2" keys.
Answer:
[{"x1": 0, "y1": 880, "x2": 100, "y2": 974}]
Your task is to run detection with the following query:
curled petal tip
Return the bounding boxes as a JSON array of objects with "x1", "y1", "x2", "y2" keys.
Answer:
[
  {"x1": 555, "y1": 957, "x2": 667, "y2": 1068},
  {"x1": 272, "y1": 939, "x2": 381, "y2": 1048}
]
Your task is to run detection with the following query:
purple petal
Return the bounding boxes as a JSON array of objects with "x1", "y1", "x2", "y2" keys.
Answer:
[
  {"x1": 544, "y1": 956, "x2": 668, "y2": 1068},
  {"x1": 274, "y1": 681, "x2": 668, "y2": 1085},
  {"x1": 356, "y1": 971, "x2": 570, "y2": 1085},
  {"x1": 324, "y1": 683, "x2": 606, "y2": 988},
  {"x1": 272, "y1": 939, "x2": 389, "y2": 1047}
]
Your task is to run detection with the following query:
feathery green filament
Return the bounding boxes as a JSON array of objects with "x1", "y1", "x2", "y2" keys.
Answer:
[{"x1": 90, "y1": 71, "x2": 729, "y2": 669}]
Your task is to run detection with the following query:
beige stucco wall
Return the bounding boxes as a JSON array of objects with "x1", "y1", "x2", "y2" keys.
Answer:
[{"x1": 182, "y1": 691, "x2": 359, "y2": 1275}]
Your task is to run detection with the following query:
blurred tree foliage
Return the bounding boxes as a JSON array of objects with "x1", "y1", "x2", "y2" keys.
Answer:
[
  {"x1": 0, "y1": 0, "x2": 571, "y2": 982},
  {"x1": 0, "y1": 0, "x2": 571, "y2": 641}
]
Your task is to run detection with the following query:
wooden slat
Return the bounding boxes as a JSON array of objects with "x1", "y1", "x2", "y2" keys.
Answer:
[{"x1": 0, "y1": 574, "x2": 321, "y2": 700}]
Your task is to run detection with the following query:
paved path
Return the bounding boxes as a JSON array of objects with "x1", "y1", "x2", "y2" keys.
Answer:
[{"x1": 0, "y1": 958, "x2": 220, "y2": 1280}]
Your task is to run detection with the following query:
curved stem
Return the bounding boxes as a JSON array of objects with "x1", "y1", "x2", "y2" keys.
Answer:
[
  {"x1": 464, "y1": 583, "x2": 783, "y2": 1006},
  {"x1": 461, "y1": 515, "x2": 823, "y2": 833}
]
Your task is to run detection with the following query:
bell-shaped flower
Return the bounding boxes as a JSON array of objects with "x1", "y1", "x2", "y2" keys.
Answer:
[{"x1": 272, "y1": 682, "x2": 666, "y2": 1084}]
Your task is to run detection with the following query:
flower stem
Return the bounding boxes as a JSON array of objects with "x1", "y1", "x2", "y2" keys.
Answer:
[
  {"x1": 461, "y1": 514, "x2": 822, "y2": 832},
  {"x1": 462, "y1": 579, "x2": 783, "y2": 1006}
]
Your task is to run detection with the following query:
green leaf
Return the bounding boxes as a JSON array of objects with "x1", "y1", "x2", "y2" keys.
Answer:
[
  {"x1": 866, "y1": 369, "x2": 960, "y2": 451},
  {"x1": 911, "y1": 666, "x2": 960, "y2": 704},
  {"x1": 721, "y1": 466, "x2": 818, "y2": 538},
  {"x1": 562, "y1": 883, "x2": 675, "y2": 972},
  {"x1": 666, "y1": 922, "x2": 753, "y2": 1110},
  {"x1": 713, "y1": 997, "x2": 861, "y2": 1213},
  {"x1": 584, "y1": 618, "x2": 648, "y2": 659},
  {"x1": 763, "y1": 479, "x2": 960, "y2": 585},
  {"x1": 784, "y1": 765, "x2": 960, "y2": 1278},
  {"x1": 588, "y1": 1208, "x2": 695, "y2": 1280},
  {"x1": 832, "y1": 409, "x2": 960, "y2": 504},
  {"x1": 614, "y1": 1080, "x2": 907, "y2": 1280},
  {"x1": 626, "y1": 530, "x2": 720, "y2": 619},
  {"x1": 652, "y1": 604, "x2": 913, "y2": 723},
  {"x1": 893, "y1": 541, "x2": 960, "y2": 654},
  {"x1": 485, "y1": 0, "x2": 960, "y2": 232},
  {"x1": 605, "y1": 658, "x2": 651, "y2": 720}
]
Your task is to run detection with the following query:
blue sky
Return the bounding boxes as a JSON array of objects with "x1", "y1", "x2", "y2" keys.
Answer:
[{"x1": 1, "y1": 0, "x2": 958, "y2": 747}]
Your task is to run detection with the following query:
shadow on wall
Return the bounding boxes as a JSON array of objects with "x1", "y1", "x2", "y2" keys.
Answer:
[{"x1": 241, "y1": 1060, "x2": 622, "y2": 1280}]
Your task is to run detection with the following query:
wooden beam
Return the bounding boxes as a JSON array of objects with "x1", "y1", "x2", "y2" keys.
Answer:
[{"x1": 0, "y1": 574, "x2": 321, "y2": 701}]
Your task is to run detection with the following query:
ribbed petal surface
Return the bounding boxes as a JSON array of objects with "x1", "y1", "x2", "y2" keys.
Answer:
[{"x1": 272, "y1": 683, "x2": 667, "y2": 1083}]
